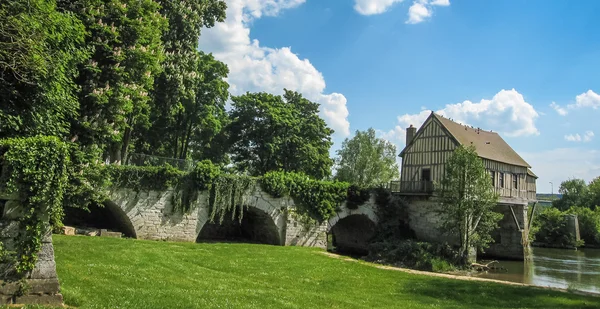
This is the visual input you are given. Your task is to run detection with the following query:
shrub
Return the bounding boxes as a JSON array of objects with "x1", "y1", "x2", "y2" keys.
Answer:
[
  {"x1": 346, "y1": 185, "x2": 370, "y2": 210},
  {"x1": 366, "y1": 239, "x2": 458, "y2": 272},
  {"x1": 532, "y1": 207, "x2": 582, "y2": 248},
  {"x1": 568, "y1": 206, "x2": 600, "y2": 247}
]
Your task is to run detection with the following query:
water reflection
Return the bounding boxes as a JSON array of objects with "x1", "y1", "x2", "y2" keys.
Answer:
[{"x1": 476, "y1": 247, "x2": 600, "y2": 294}]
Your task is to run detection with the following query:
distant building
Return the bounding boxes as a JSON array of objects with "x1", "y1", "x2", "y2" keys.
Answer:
[{"x1": 397, "y1": 111, "x2": 537, "y2": 204}]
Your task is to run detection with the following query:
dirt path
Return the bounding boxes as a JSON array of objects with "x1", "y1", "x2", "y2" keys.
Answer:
[{"x1": 318, "y1": 251, "x2": 600, "y2": 298}]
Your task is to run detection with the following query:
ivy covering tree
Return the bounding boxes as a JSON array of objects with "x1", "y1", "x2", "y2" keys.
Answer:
[
  {"x1": 334, "y1": 128, "x2": 399, "y2": 187},
  {"x1": 436, "y1": 145, "x2": 501, "y2": 263},
  {"x1": 0, "y1": 0, "x2": 86, "y2": 138},
  {"x1": 228, "y1": 90, "x2": 334, "y2": 179}
]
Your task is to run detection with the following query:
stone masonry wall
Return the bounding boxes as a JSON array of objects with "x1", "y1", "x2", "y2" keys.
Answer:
[
  {"x1": 404, "y1": 197, "x2": 529, "y2": 260},
  {"x1": 108, "y1": 186, "x2": 377, "y2": 249},
  {"x1": 0, "y1": 200, "x2": 63, "y2": 306}
]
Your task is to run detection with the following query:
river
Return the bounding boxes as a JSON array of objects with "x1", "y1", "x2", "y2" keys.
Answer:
[{"x1": 475, "y1": 247, "x2": 600, "y2": 294}]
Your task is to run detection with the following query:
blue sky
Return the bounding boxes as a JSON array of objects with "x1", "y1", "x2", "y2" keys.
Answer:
[{"x1": 199, "y1": 0, "x2": 600, "y2": 193}]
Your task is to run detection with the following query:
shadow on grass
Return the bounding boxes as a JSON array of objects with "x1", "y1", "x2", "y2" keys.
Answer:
[{"x1": 401, "y1": 276, "x2": 598, "y2": 309}]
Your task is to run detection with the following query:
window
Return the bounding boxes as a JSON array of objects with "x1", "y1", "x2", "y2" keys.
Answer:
[
  {"x1": 490, "y1": 171, "x2": 495, "y2": 186},
  {"x1": 499, "y1": 172, "x2": 504, "y2": 188},
  {"x1": 513, "y1": 174, "x2": 518, "y2": 189},
  {"x1": 421, "y1": 168, "x2": 431, "y2": 182}
]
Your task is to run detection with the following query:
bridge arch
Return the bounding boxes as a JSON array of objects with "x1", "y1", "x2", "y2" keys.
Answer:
[
  {"x1": 195, "y1": 192, "x2": 286, "y2": 245},
  {"x1": 327, "y1": 204, "x2": 378, "y2": 255},
  {"x1": 63, "y1": 200, "x2": 137, "y2": 238}
]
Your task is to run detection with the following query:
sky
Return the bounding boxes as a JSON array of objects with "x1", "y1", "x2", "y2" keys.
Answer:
[{"x1": 198, "y1": 0, "x2": 600, "y2": 193}]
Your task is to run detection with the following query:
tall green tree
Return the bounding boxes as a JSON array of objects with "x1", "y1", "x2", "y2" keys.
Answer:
[
  {"x1": 61, "y1": 0, "x2": 166, "y2": 163},
  {"x1": 436, "y1": 145, "x2": 501, "y2": 263},
  {"x1": 585, "y1": 177, "x2": 600, "y2": 210},
  {"x1": 228, "y1": 90, "x2": 334, "y2": 179},
  {"x1": 334, "y1": 128, "x2": 399, "y2": 187},
  {"x1": 0, "y1": 0, "x2": 86, "y2": 138},
  {"x1": 552, "y1": 178, "x2": 589, "y2": 211},
  {"x1": 146, "y1": 0, "x2": 227, "y2": 159}
]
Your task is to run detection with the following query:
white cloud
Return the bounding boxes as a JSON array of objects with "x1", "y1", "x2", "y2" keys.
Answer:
[
  {"x1": 565, "y1": 131, "x2": 595, "y2": 142},
  {"x1": 430, "y1": 0, "x2": 450, "y2": 6},
  {"x1": 354, "y1": 0, "x2": 404, "y2": 15},
  {"x1": 199, "y1": 0, "x2": 350, "y2": 136},
  {"x1": 520, "y1": 148, "x2": 600, "y2": 193},
  {"x1": 565, "y1": 133, "x2": 582, "y2": 142},
  {"x1": 407, "y1": 1, "x2": 431, "y2": 24},
  {"x1": 380, "y1": 89, "x2": 539, "y2": 152},
  {"x1": 354, "y1": 0, "x2": 449, "y2": 21},
  {"x1": 550, "y1": 102, "x2": 568, "y2": 116},
  {"x1": 568, "y1": 90, "x2": 600, "y2": 110}
]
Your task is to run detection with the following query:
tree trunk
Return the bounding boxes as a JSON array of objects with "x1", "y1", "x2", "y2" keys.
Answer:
[{"x1": 121, "y1": 126, "x2": 133, "y2": 164}]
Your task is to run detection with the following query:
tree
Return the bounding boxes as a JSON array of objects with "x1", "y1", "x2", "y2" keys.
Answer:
[
  {"x1": 228, "y1": 90, "x2": 334, "y2": 179},
  {"x1": 553, "y1": 178, "x2": 589, "y2": 211},
  {"x1": 586, "y1": 177, "x2": 600, "y2": 210},
  {"x1": 0, "y1": 0, "x2": 86, "y2": 138},
  {"x1": 436, "y1": 145, "x2": 501, "y2": 263},
  {"x1": 334, "y1": 128, "x2": 399, "y2": 187},
  {"x1": 61, "y1": 0, "x2": 166, "y2": 163},
  {"x1": 145, "y1": 0, "x2": 227, "y2": 159}
]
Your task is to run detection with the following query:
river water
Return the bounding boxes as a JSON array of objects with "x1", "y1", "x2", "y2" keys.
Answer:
[{"x1": 475, "y1": 247, "x2": 600, "y2": 294}]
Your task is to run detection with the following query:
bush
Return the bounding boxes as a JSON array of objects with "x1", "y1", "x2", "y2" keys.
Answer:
[
  {"x1": 346, "y1": 185, "x2": 370, "y2": 210},
  {"x1": 568, "y1": 206, "x2": 600, "y2": 247},
  {"x1": 532, "y1": 207, "x2": 582, "y2": 248},
  {"x1": 366, "y1": 239, "x2": 458, "y2": 272}
]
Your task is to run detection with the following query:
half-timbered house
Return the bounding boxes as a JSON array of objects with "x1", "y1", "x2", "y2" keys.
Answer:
[{"x1": 394, "y1": 111, "x2": 538, "y2": 260}]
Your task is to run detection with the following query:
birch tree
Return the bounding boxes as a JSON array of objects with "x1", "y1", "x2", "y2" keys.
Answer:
[{"x1": 436, "y1": 145, "x2": 501, "y2": 263}]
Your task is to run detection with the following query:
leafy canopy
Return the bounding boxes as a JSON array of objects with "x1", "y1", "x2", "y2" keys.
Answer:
[
  {"x1": 436, "y1": 145, "x2": 500, "y2": 262},
  {"x1": 334, "y1": 128, "x2": 399, "y2": 187},
  {"x1": 228, "y1": 90, "x2": 334, "y2": 179}
]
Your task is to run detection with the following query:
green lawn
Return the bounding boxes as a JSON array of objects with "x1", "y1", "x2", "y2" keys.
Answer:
[{"x1": 50, "y1": 235, "x2": 597, "y2": 309}]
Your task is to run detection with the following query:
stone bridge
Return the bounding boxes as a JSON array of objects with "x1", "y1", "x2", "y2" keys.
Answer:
[
  {"x1": 64, "y1": 187, "x2": 529, "y2": 260},
  {"x1": 96, "y1": 187, "x2": 379, "y2": 254}
]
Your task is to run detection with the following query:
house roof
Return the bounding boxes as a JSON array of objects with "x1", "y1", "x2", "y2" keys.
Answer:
[
  {"x1": 527, "y1": 168, "x2": 538, "y2": 178},
  {"x1": 401, "y1": 112, "x2": 532, "y2": 168}
]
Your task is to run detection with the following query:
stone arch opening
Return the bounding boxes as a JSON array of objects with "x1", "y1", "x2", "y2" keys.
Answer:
[
  {"x1": 329, "y1": 214, "x2": 376, "y2": 256},
  {"x1": 62, "y1": 200, "x2": 137, "y2": 238},
  {"x1": 196, "y1": 206, "x2": 281, "y2": 245}
]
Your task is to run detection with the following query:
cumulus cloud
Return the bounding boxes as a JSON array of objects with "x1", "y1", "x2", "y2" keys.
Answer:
[
  {"x1": 568, "y1": 90, "x2": 600, "y2": 110},
  {"x1": 550, "y1": 102, "x2": 568, "y2": 116},
  {"x1": 407, "y1": 0, "x2": 450, "y2": 24},
  {"x1": 565, "y1": 131, "x2": 594, "y2": 142},
  {"x1": 199, "y1": 0, "x2": 350, "y2": 136},
  {"x1": 380, "y1": 89, "x2": 539, "y2": 150},
  {"x1": 407, "y1": 1, "x2": 431, "y2": 24},
  {"x1": 354, "y1": 0, "x2": 449, "y2": 22},
  {"x1": 354, "y1": 0, "x2": 405, "y2": 15}
]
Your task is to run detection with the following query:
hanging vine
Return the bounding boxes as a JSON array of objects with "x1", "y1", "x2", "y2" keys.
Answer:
[{"x1": 208, "y1": 175, "x2": 257, "y2": 224}]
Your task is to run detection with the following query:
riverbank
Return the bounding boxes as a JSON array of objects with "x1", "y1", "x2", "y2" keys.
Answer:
[{"x1": 51, "y1": 235, "x2": 598, "y2": 308}]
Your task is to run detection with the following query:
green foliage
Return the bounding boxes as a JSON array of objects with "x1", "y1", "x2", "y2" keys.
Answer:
[
  {"x1": 107, "y1": 165, "x2": 184, "y2": 192},
  {"x1": 346, "y1": 185, "x2": 371, "y2": 210},
  {"x1": 568, "y1": 206, "x2": 600, "y2": 247},
  {"x1": 0, "y1": 0, "x2": 87, "y2": 138},
  {"x1": 334, "y1": 128, "x2": 400, "y2": 187},
  {"x1": 553, "y1": 179, "x2": 590, "y2": 211},
  {"x1": 208, "y1": 175, "x2": 257, "y2": 224},
  {"x1": 370, "y1": 187, "x2": 414, "y2": 243},
  {"x1": 0, "y1": 137, "x2": 70, "y2": 274},
  {"x1": 262, "y1": 171, "x2": 348, "y2": 221},
  {"x1": 532, "y1": 207, "x2": 583, "y2": 248},
  {"x1": 366, "y1": 239, "x2": 458, "y2": 272},
  {"x1": 62, "y1": 0, "x2": 167, "y2": 161},
  {"x1": 229, "y1": 90, "x2": 334, "y2": 179},
  {"x1": 436, "y1": 145, "x2": 501, "y2": 263}
]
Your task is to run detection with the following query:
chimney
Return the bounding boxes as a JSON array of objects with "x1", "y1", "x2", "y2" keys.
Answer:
[{"x1": 406, "y1": 124, "x2": 416, "y2": 145}]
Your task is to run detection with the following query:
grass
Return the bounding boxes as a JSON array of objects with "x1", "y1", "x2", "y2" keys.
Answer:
[{"x1": 42, "y1": 235, "x2": 598, "y2": 309}]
